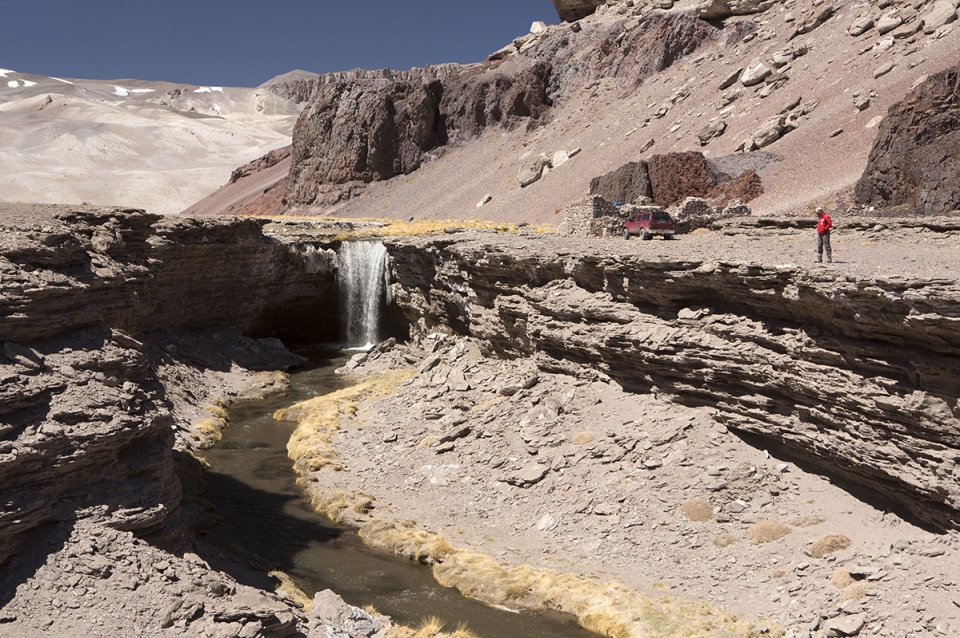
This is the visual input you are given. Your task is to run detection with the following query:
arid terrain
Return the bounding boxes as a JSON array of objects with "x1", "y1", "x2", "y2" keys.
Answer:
[{"x1": 1, "y1": 0, "x2": 960, "y2": 637}]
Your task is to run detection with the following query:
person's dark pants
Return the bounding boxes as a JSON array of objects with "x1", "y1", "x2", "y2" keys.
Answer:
[{"x1": 817, "y1": 231, "x2": 832, "y2": 262}]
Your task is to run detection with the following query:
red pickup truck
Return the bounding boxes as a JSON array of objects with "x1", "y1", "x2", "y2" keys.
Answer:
[{"x1": 623, "y1": 210, "x2": 675, "y2": 240}]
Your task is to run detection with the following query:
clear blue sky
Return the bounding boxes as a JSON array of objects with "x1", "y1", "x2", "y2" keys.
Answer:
[{"x1": 1, "y1": 0, "x2": 558, "y2": 87}]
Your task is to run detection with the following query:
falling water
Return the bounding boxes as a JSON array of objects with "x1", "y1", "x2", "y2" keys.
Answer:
[{"x1": 337, "y1": 240, "x2": 391, "y2": 349}]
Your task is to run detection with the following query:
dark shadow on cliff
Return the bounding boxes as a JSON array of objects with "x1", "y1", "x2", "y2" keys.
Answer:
[
  {"x1": 0, "y1": 520, "x2": 74, "y2": 613},
  {"x1": 730, "y1": 429, "x2": 948, "y2": 534}
]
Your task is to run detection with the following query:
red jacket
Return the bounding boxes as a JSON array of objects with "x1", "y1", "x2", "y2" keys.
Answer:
[{"x1": 817, "y1": 213, "x2": 832, "y2": 235}]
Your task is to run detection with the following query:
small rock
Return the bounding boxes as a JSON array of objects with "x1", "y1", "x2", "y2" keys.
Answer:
[
  {"x1": 876, "y1": 12, "x2": 903, "y2": 35},
  {"x1": 2, "y1": 342, "x2": 44, "y2": 370},
  {"x1": 718, "y1": 68, "x2": 743, "y2": 90},
  {"x1": 741, "y1": 62, "x2": 772, "y2": 87},
  {"x1": 922, "y1": 0, "x2": 958, "y2": 34},
  {"x1": 504, "y1": 464, "x2": 549, "y2": 487},
  {"x1": 823, "y1": 613, "x2": 866, "y2": 637},
  {"x1": 874, "y1": 61, "x2": 895, "y2": 78},
  {"x1": 537, "y1": 514, "x2": 559, "y2": 531}
]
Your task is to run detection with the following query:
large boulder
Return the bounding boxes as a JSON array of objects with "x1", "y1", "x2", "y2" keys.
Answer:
[
  {"x1": 551, "y1": 0, "x2": 607, "y2": 22},
  {"x1": 589, "y1": 161, "x2": 652, "y2": 204},
  {"x1": 854, "y1": 65, "x2": 960, "y2": 215},
  {"x1": 594, "y1": 152, "x2": 763, "y2": 209},
  {"x1": 698, "y1": 0, "x2": 784, "y2": 21},
  {"x1": 646, "y1": 152, "x2": 724, "y2": 206}
]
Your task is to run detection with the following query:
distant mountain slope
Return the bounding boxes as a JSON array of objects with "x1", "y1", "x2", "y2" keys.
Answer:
[
  {"x1": 0, "y1": 68, "x2": 301, "y2": 215},
  {"x1": 189, "y1": 0, "x2": 960, "y2": 221}
]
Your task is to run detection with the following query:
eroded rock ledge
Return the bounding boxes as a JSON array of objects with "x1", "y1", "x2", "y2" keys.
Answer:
[
  {"x1": 0, "y1": 206, "x2": 368, "y2": 637},
  {"x1": 385, "y1": 231, "x2": 960, "y2": 530}
]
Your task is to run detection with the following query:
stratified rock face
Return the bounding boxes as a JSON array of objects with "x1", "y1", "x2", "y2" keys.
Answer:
[
  {"x1": 0, "y1": 206, "x2": 340, "y2": 566},
  {"x1": 0, "y1": 208, "x2": 339, "y2": 343},
  {"x1": 386, "y1": 234, "x2": 960, "y2": 531},
  {"x1": 439, "y1": 59, "x2": 553, "y2": 143},
  {"x1": 551, "y1": 0, "x2": 607, "y2": 22},
  {"x1": 854, "y1": 66, "x2": 960, "y2": 215},
  {"x1": 589, "y1": 161, "x2": 652, "y2": 204},
  {"x1": 265, "y1": 64, "x2": 464, "y2": 104},
  {"x1": 288, "y1": 80, "x2": 444, "y2": 208}
]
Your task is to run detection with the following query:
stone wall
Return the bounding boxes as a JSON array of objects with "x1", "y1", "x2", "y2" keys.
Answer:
[{"x1": 558, "y1": 195, "x2": 625, "y2": 237}]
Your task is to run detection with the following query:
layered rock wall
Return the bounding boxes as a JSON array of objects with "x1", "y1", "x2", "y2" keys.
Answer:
[
  {"x1": 0, "y1": 206, "x2": 339, "y2": 567},
  {"x1": 386, "y1": 233, "x2": 960, "y2": 530}
]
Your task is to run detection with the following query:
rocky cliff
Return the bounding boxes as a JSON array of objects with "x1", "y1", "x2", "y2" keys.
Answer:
[
  {"x1": 385, "y1": 228, "x2": 960, "y2": 531},
  {"x1": 0, "y1": 204, "x2": 339, "y2": 566},
  {"x1": 0, "y1": 205, "x2": 359, "y2": 636},
  {"x1": 855, "y1": 63, "x2": 960, "y2": 215},
  {"x1": 286, "y1": 56, "x2": 553, "y2": 209}
]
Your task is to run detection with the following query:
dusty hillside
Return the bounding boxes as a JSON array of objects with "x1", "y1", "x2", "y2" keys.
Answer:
[
  {"x1": 0, "y1": 69, "x2": 300, "y2": 215},
  {"x1": 191, "y1": 0, "x2": 960, "y2": 222}
]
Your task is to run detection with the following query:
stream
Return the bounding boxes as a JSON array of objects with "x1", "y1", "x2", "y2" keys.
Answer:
[{"x1": 201, "y1": 347, "x2": 597, "y2": 638}]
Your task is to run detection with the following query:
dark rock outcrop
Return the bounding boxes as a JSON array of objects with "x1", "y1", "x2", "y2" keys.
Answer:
[
  {"x1": 386, "y1": 233, "x2": 960, "y2": 531},
  {"x1": 589, "y1": 161, "x2": 652, "y2": 204},
  {"x1": 438, "y1": 59, "x2": 552, "y2": 143},
  {"x1": 854, "y1": 65, "x2": 960, "y2": 215},
  {"x1": 265, "y1": 64, "x2": 465, "y2": 105},
  {"x1": 592, "y1": 152, "x2": 763, "y2": 209},
  {"x1": 288, "y1": 80, "x2": 444, "y2": 209},
  {"x1": 229, "y1": 146, "x2": 291, "y2": 184},
  {"x1": 287, "y1": 58, "x2": 553, "y2": 209}
]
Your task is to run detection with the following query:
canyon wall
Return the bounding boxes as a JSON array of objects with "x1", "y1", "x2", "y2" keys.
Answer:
[
  {"x1": 386, "y1": 231, "x2": 960, "y2": 531},
  {"x1": 0, "y1": 206, "x2": 339, "y2": 568}
]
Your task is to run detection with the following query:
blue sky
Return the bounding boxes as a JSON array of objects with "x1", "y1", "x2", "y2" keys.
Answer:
[{"x1": 0, "y1": 0, "x2": 558, "y2": 87}]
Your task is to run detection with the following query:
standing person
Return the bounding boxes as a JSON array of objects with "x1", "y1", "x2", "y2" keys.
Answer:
[{"x1": 816, "y1": 207, "x2": 832, "y2": 263}]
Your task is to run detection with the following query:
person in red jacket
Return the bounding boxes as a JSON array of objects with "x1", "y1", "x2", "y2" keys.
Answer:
[{"x1": 816, "y1": 207, "x2": 832, "y2": 263}]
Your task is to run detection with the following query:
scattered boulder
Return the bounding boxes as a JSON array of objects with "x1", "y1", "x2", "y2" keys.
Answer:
[
  {"x1": 518, "y1": 153, "x2": 553, "y2": 187},
  {"x1": 647, "y1": 152, "x2": 721, "y2": 205},
  {"x1": 876, "y1": 11, "x2": 904, "y2": 35},
  {"x1": 848, "y1": 15, "x2": 876, "y2": 36},
  {"x1": 790, "y1": 5, "x2": 836, "y2": 38},
  {"x1": 855, "y1": 64, "x2": 960, "y2": 215},
  {"x1": 922, "y1": 0, "x2": 959, "y2": 33},
  {"x1": 504, "y1": 464, "x2": 550, "y2": 487},
  {"x1": 698, "y1": 0, "x2": 783, "y2": 21},
  {"x1": 718, "y1": 68, "x2": 743, "y2": 90},
  {"x1": 698, "y1": 120, "x2": 728, "y2": 146},
  {"x1": 559, "y1": 195, "x2": 625, "y2": 237},
  {"x1": 550, "y1": 0, "x2": 607, "y2": 22},
  {"x1": 744, "y1": 113, "x2": 799, "y2": 150},
  {"x1": 741, "y1": 61, "x2": 773, "y2": 87}
]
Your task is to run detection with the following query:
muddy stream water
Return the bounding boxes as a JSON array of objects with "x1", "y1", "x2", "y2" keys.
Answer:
[{"x1": 201, "y1": 348, "x2": 596, "y2": 638}]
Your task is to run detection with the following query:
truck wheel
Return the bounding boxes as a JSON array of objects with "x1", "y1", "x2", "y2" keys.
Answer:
[
  {"x1": 623, "y1": 228, "x2": 630, "y2": 240},
  {"x1": 640, "y1": 229, "x2": 650, "y2": 240}
]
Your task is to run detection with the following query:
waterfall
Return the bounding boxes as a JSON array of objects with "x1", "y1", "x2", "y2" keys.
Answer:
[{"x1": 337, "y1": 240, "x2": 391, "y2": 349}]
